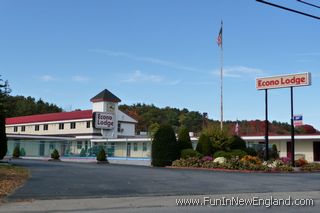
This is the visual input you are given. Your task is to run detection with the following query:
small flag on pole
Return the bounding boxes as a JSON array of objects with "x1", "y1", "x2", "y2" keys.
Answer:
[
  {"x1": 293, "y1": 115, "x2": 303, "y2": 126},
  {"x1": 217, "y1": 22, "x2": 223, "y2": 48}
]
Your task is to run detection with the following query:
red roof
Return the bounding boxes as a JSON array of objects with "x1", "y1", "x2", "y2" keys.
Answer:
[{"x1": 5, "y1": 110, "x2": 93, "y2": 125}]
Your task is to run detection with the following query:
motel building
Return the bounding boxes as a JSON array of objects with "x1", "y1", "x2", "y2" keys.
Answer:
[
  {"x1": 5, "y1": 89, "x2": 152, "y2": 164},
  {"x1": 243, "y1": 135, "x2": 320, "y2": 163},
  {"x1": 4, "y1": 88, "x2": 320, "y2": 164}
]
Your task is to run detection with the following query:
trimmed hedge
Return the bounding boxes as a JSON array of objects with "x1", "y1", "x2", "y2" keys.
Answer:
[
  {"x1": 151, "y1": 125, "x2": 179, "y2": 167},
  {"x1": 51, "y1": 149, "x2": 60, "y2": 160},
  {"x1": 196, "y1": 134, "x2": 212, "y2": 156},
  {"x1": 177, "y1": 127, "x2": 193, "y2": 152}
]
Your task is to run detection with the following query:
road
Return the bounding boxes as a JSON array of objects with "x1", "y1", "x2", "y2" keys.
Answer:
[{"x1": 0, "y1": 159, "x2": 319, "y2": 212}]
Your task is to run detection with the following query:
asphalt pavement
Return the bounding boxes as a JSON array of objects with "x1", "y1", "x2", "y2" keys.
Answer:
[{"x1": 1, "y1": 159, "x2": 319, "y2": 212}]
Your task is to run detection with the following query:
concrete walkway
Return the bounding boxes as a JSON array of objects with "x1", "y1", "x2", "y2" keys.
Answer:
[{"x1": 1, "y1": 191, "x2": 319, "y2": 212}]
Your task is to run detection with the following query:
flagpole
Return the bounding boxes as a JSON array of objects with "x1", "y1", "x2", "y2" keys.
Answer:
[{"x1": 220, "y1": 21, "x2": 223, "y2": 131}]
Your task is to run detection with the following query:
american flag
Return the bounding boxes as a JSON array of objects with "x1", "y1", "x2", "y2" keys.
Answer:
[
  {"x1": 235, "y1": 122, "x2": 239, "y2": 135},
  {"x1": 217, "y1": 22, "x2": 222, "y2": 48}
]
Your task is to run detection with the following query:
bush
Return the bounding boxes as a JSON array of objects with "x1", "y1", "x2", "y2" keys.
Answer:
[
  {"x1": 228, "y1": 135, "x2": 246, "y2": 150},
  {"x1": 196, "y1": 134, "x2": 212, "y2": 156},
  {"x1": 12, "y1": 146, "x2": 20, "y2": 158},
  {"x1": 301, "y1": 163, "x2": 320, "y2": 171},
  {"x1": 0, "y1": 114, "x2": 7, "y2": 160},
  {"x1": 79, "y1": 148, "x2": 86, "y2": 157},
  {"x1": 240, "y1": 155, "x2": 261, "y2": 165},
  {"x1": 270, "y1": 144, "x2": 279, "y2": 160},
  {"x1": 151, "y1": 125, "x2": 179, "y2": 167},
  {"x1": 172, "y1": 157, "x2": 203, "y2": 167},
  {"x1": 213, "y1": 151, "x2": 232, "y2": 159},
  {"x1": 96, "y1": 148, "x2": 107, "y2": 162},
  {"x1": 244, "y1": 147, "x2": 257, "y2": 156},
  {"x1": 51, "y1": 149, "x2": 60, "y2": 160},
  {"x1": 294, "y1": 158, "x2": 308, "y2": 167},
  {"x1": 230, "y1": 149, "x2": 247, "y2": 158},
  {"x1": 177, "y1": 127, "x2": 193, "y2": 152},
  {"x1": 180, "y1": 149, "x2": 203, "y2": 159},
  {"x1": 20, "y1": 148, "x2": 26, "y2": 156},
  {"x1": 280, "y1": 157, "x2": 291, "y2": 165}
]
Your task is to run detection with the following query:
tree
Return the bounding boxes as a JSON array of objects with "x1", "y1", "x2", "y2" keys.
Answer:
[
  {"x1": 228, "y1": 135, "x2": 246, "y2": 150},
  {"x1": 203, "y1": 124, "x2": 230, "y2": 152},
  {"x1": 196, "y1": 134, "x2": 212, "y2": 156},
  {"x1": 151, "y1": 125, "x2": 179, "y2": 167},
  {"x1": 12, "y1": 145, "x2": 20, "y2": 158},
  {"x1": 0, "y1": 76, "x2": 10, "y2": 159},
  {"x1": 177, "y1": 126, "x2": 193, "y2": 153},
  {"x1": 51, "y1": 149, "x2": 60, "y2": 160}
]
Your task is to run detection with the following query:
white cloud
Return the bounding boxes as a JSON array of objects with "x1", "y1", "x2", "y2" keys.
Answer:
[
  {"x1": 213, "y1": 66, "x2": 266, "y2": 78},
  {"x1": 89, "y1": 49, "x2": 206, "y2": 73},
  {"x1": 71, "y1": 75, "x2": 90, "y2": 82},
  {"x1": 39, "y1": 75, "x2": 55, "y2": 82},
  {"x1": 123, "y1": 70, "x2": 163, "y2": 83},
  {"x1": 122, "y1": 70, "x2": 181, "y2": 86}
]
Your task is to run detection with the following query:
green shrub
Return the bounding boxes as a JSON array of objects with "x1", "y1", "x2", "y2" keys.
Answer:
[
  {"x1": 196, "y1": 134, "x2": 212, "y2": 156},
  {"x1": 177, "y1": 127, "x2": 193, "y2": 153},
  {"x1": 202, "y1": 124, "x2": 230, "y2": 152},
  {"x1": 244, "y1": 147, "x2": 257, "y2": 156},
  {"x1": 51, "y1": 149, "x2": 60, "y2": 160},
  {"x1": 180, "y1": 149, "x2": 203, "y2": 159},
  {"x1": 270, "y1": 144, "x2": 279, "y2": 159},
  {"x1": 230, "y1": 149, "x2": 247, "y2": 158},
  {"x1": 12, "y1": 146, "x2": 20, "y2": 158},
  {"x1": 172, "y1": 157, "x2": 203, "y2": 167},
  {"x1": 213, "y1": 151, "x2": 232, "y2": 159},
  {"x1": 20, "y1": 148, "x2": 26, "y2": 156},
  {"x1": 151, "y1": 125, "x2": 179, "y2": 167},
  {"x1": 228, "y1": 135, "x2": 246, "y2": 150},
  {"x1": 79, "y1": 148, "x2": 86, "y2": 157},
  {"x1": 96, "y1": 148, "x2": 107, "y2": 162},
  {"x1": 301, "y1": 163, "x2": 320, "y2": 171}
]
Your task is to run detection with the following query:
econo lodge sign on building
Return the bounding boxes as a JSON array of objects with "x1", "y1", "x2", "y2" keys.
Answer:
[
  {"x1": 93, "y1": 112, "x2": 115, "y2": 129},
  {"x1": 256, "y1": 72, "x2": 311, "y2": 90}
]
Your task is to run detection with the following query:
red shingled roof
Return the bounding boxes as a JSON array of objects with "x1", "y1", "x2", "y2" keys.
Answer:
[{"x1": 5, "y1": 110, "x2": 93, "y2": 125}]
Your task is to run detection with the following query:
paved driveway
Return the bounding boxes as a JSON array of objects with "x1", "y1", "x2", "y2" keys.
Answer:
[{"x1": 7, "y1": 159, "x2": 320, "y2": 201}]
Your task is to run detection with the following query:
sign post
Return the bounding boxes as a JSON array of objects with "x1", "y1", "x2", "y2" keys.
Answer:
[{"x1": 256, "y1": 72, "x2": 311, "y2": 165}]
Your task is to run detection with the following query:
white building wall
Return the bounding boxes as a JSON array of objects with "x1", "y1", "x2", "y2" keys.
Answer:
[
  {"x1": 6, "y1": 120, "x2": 94, "y2": 136},
  {"x1": 118, "y1": 122, "x2": 135, "y2": 136}
]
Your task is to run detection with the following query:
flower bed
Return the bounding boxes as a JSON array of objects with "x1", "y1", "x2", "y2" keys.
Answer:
[{"x1": 171, "y1": 155, "x2": 294, "y2": 172}]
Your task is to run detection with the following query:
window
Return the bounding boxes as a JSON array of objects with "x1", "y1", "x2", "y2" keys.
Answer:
[
  {"x1": 43, "y1": 124, "x2": 48, "y2": 131},
  {"x1": 14, "y1": 126, "x2": 18, "y2": 132},
  {"x1": 143, "y1": 142, "x2": 147, "y2": 151},
  {"x1": 49, "y1": 142, "x2": 55, "y2": 150},
  {"x1": 21, "y1": 126, "x2": 25, "y2": 132},
  {"x1": 70, "y1": 122, "x2": 76, "y2": 129},
  {"x1": 77, "y1": 141, "x2": 82, "y2": 149},
  {"x1": 59, "y1": 123, "x2": 64, "y2": 130},
  {"x1": 117, "y1": 123, "x2": 121, "y2": 132},
  {"x1": 133, "y1": 143, "x2": 138, "y2": 151},
  {"x1": 86, "y1": 121, "x2": 91, "y2": 128},
  {"x1": 35, "y1": 125, "x2": 39, "y2": 131}
]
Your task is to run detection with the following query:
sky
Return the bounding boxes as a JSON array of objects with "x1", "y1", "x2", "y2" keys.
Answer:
[{"x1": 0, "y1": 0, "x2": 319, "y2": 129}]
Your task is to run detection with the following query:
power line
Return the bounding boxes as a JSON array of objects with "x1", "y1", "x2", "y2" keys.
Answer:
[
  {"x1": 256, "y1": 0, "x2": 320, "y2": 20},
  {"x1": 297, "y1": 0, "x2": 320, "y2": 9}
]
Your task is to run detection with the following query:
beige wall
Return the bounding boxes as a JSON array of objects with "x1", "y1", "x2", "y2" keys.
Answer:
[
  {"x1": 275, "y1": 140, "x2": 314, "y2": 162},
  {"x1": 6, "y1": 119, "x2": 93, "y2": 136}
]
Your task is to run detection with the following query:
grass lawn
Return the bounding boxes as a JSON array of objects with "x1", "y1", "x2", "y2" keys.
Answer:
[{"x1": 0, "y1": 164, "x2": 29, "y2": 201}]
